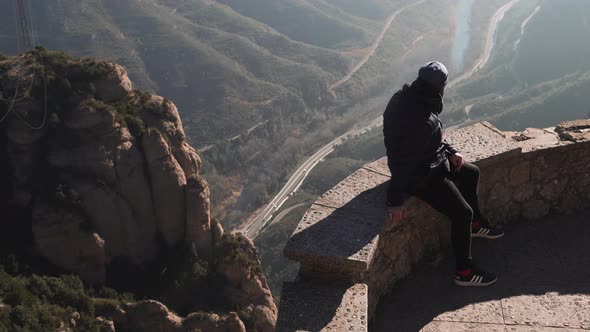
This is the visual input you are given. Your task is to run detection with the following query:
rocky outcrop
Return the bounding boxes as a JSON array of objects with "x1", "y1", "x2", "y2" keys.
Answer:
[
  {"x1": 216, "y1": 235, "x2": 278, "y2": 332},
  {"x1": 118, "y1": 300, "x2": 247, "y2": 332},
  {"x1": 1, "y1": 50, "x2": 277, "y2": 331},
  {"x1": 0, "y1": 52, "x2": 212, "y2": 282},
  {"x1": 183, "y1": 312, "x2": 246, "y2": 332},
  {"x1": 93, "y1": 63, "x2": 133, "y2": 102},
  {"x1": 185, "y1": 175, "x2": 213, "y2": 254},
  {"x1": 125, "y1": 301, "x2": 183, "y2": 332},
  {"x1": 141, "y1": 128, "x2": 187, "y2": 247}
]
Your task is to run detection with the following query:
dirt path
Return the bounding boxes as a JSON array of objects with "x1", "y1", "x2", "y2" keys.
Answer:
[{"x1": 400, "y1": 34, "x2": 426, "y2": 62}]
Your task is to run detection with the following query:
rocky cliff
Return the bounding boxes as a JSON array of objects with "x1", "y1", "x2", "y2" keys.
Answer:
[{"x1": 0, "y1": 48, "x2": 276, "y2": 331}]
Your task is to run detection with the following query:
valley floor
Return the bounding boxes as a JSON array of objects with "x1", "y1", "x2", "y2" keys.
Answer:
[{"x1": 372, "y1": 211, "x2": 590, "y2": 332}]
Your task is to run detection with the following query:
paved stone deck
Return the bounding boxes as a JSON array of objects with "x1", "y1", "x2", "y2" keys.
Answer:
[
  {"x1": 372, "y1": 211, "x2": 590, "y2": 332},
  {"x1": 277, "y1": 282, "x2": 368, "y2": 332}
]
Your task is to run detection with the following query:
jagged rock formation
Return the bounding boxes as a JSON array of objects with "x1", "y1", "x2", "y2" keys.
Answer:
[
  {"x1": 1, "y1": 50, "x2": 212, "y2": 282},
  {"x1": 123, "y1": 300, "x2": 246, "y2": 332},
  {"x1": 0, "y1": 49, "x2": 276, "y2": 331}
]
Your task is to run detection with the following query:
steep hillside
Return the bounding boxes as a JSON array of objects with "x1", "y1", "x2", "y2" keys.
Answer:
[
  {"x1": 0, "y1": 50, "x2": 276, "y2": 332},
  {"x1": 0, "y1": 0, "x2": 459, "y2": 229},
  {"x1": 321, "y1": 0, "x2": 400, "y2": 20},
  {"x1": 0, "y1": 0, "x2": 421, "y2": 147},
  {"x1": 214, "y1": 0, "x2": 376, "y2": 49},
  {"x1": 0, "y1": 0, "x2": 367, "y2": 144}
]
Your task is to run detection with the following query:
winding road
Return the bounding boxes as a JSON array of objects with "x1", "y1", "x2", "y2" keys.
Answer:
[
  {"x1": 244, "y1": 0, "x2": 520, "y2": 239},
  {"x1": 244, "y1": 117, "x2": 382, "y2": 238},
  {"x1": 329, "y1": 0, "x2": 427, "y2": 92}
]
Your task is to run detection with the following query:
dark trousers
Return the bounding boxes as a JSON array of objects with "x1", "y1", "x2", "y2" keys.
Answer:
[{"x1": 411, "y1": 162, "x2": 483, "y2": 270}]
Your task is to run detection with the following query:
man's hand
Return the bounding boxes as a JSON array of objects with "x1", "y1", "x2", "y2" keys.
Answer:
[
  {"x1": 449, "y1": 153, "x2": 464, "y2": 171},
  {"x1": 388, "y1": 206, "x2": 406, "y2": 224}
]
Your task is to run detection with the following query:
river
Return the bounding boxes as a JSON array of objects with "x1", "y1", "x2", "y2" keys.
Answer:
[{"x1": 451, "y1": 0, "x2": 476, "y2": 72}]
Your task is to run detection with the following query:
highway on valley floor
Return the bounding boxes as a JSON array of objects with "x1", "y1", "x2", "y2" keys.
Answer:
[
  {"x1": 244, "y1": 117, "x2": 382, "y2": 238},
  {"x1": 244, "y1": 0, "x2": 522, "y2": 239}
]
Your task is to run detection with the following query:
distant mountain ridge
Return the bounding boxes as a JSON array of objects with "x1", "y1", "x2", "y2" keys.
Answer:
[
  {"x1": 0, "y1": 0, "x2": 404, "y2": 144},
  {"x1": 0, "y1": 0, "x2": 456, "y2": 228}
]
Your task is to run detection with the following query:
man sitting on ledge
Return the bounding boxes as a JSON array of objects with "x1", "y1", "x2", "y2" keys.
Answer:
[{"x1": 383, "y1": 61, "x2": 504, "y2": 287}]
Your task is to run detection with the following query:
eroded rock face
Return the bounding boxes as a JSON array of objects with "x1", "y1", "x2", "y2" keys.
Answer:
[
  {"x1": 125, "y1": 300, "x2": 183, "y2": 332},
  {"x1": 32, "y1": 203, "x2": 106, "y2": 284},
  {"x1": 182, "y1": 312, "x2": 246, "y2": 332},
  {"x1": 122, "y1": 301, "x2": 247, "y2": 332},
  {"x1": 217, "y1": 235, "x2": 278, "y2": 332},
  {"x1": 93, "y1": 62, "x2": 133, "y2": 102},
  {"x1": 142, "y1": 129, "x2": 187, "y2": 246},
  {"x1": 185, "y1": 175, "x2": 213, "y2": 255},
  {"x1": 0, "y1": 54, "x2": 211, "y2": 281}
]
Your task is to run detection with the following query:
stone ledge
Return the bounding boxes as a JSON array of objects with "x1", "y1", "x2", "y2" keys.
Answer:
[
  {"x1": 284, "y1": 121, "x2": 521, "y2": 281},
  {"x1": 315, "y1": 168, "x2": 390, "y2": 210},
  {"x1": 282, "y1": 120, "x2": 590, "y2": 327},
  {"x1": 284, "y1": 202, "x2": 386, "y2": 281},
  {"x1": 276, "y1": 282, "x2": 368, "y2": 332}
]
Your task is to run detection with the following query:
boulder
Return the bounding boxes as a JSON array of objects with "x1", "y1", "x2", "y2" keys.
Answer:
[
  {"x1": 139, "y1": 96, "x2": 185, "y2": 147},
  {"x1": 174, "y1": 142, "x2": 202, "y2": 178},
  {"x1": 96, "y1": 317, "x2": 116, "y2": 332},
  {"x1": 217, "y1": 235, "x2": 278, "y2": 331},
  {"x1": 93, "y1": 63, "x2": 132, "y2": 102},
  {"x1": 212, "y1": 219, "x2": 225, "y2": 243},
  {"x1": 125, "y1": 300, "x2": 182, "y2": 332},
  {"x1": 555, "y1": 119, "x2": 590, "y2": 142},
  {"x1": 182, "y1": 312, "x2": 246, "y2": 332}
]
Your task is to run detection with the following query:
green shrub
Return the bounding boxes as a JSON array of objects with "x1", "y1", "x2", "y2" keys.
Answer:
[
  {"x1": 0, "y1": 267, "x2": 107, "y2": 330},
  {"x1": 92, "y1": 298, "x2": 122, "y2": 317},
  {"x1": 1, "y1": 255, "x2": 20, "y2": 275},
  {"x1": 166, "y1": 243, "x2": 209, "y2": 289},
  {"x1": 7, "y1": 304, "x2": 65, "y2": 332},
  {"x1": 218, "y1": 233, "x2": 262, "y2": 274},
  {"x1": 124, "y1": 115, "x2": 146, "y2": 137},
  {"x1": 97, "y1": 287, "x2": 119, "y2": 299}
]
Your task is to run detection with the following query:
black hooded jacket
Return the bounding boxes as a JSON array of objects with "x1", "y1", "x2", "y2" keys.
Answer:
[{"x1": 383, "y1": 78, "x2": 457, "y2": 207}]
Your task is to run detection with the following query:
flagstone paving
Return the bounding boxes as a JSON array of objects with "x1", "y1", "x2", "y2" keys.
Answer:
[{"x1": 372, "y1": 211, "x2": 590, "y2": 332}]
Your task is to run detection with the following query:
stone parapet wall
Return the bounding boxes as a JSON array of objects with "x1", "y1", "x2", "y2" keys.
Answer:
[
  {"x1": 282, "y1": 119, "x2": 590, "y2": 329},
  {"x1": 367, "y1": 121, "x2": 590, "y2": 316}
]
